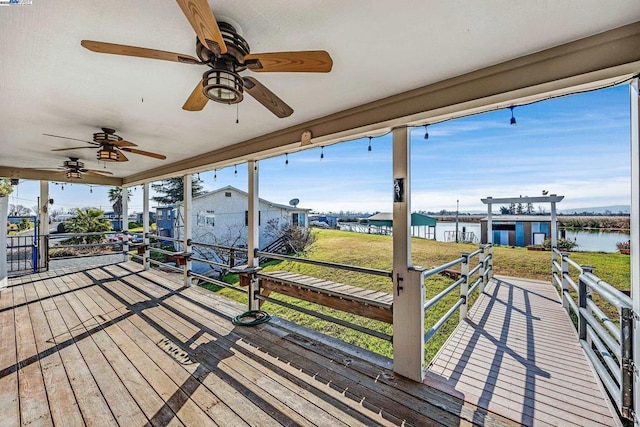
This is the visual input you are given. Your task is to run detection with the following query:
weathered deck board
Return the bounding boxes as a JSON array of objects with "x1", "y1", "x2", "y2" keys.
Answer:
[
  {"x1": 3, "y1": 262, "x2": 519, "y2": 427},
  {"x1": 426, "y1": 275, "x2": 620, "y2": 427}
]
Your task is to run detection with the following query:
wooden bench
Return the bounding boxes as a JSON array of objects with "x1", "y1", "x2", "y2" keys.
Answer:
[{"x1": 240, "y1": 271, "x2": 393, "y2": 323}]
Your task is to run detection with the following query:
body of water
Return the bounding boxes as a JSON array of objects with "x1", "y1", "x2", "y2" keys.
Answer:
[{"x1": 433, "y1": 222, "x2": 628, "y2": 253}]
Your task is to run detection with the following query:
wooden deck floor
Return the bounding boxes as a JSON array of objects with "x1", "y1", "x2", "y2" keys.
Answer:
[
  {"x1": 426, "y1": 275, "x2": 621, "y2": 427},
  {"x1": 1, "y1": 261, "x2": 517, "y2": 427}
]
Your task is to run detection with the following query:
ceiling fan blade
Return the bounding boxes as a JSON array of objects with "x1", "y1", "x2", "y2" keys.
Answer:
[
  {"x1": 120, "y1": 147, "x2": 167, "y2": 160},
  {"x1": 244, "y1": 51, "x2": 333, "y2": 73},
  {"x1": 183, "y1": 80, "x2": 208, "y2": 111},
  {"x1": 116, "y1": 151, "x2": 129, "y2": 162},
  {"x1": 81, "y1": 40, "x2": 201, "y2": 64},
  {"x1": 243, "y1": 77, "x2": 293, "y2": 118},
  {"x1": 111, "y1": 140, "x2": 137, "y2": 147},
  {"x1": 51, "y1": 146, "x2": 96, "y2": 151},
  {"x1": 85, "y1": 170, "x2": 113, "y2": 177},
  {"x1": 175, "y1": 0, "x2": 227, "y2": 55},
  {"x1": 43, "y1": 133, "x2": 95, "y2": 144}
]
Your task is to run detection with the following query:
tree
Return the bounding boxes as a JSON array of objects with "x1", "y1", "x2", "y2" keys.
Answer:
[
  {"x1": 516, "y1": 202, "x2": 524, "y2": 215},
  {"x1": 499, "y1": 206, "x2": 510, "y2": 215},
  {"x1": 108, "y1": 187, "x2": 132, "y2": 230},
  {"x1": 65, "y1": 208, "x2": 112, "y2": 243},
  {"x1": 508, "y1": 203, "x2": 516, "y2": 214},
  {"x1": 8, "y1": 204, "x2": 31, "y2": 216},
  {"x1": 152, "y1": 177, "x2": 204, "y2": 205}
]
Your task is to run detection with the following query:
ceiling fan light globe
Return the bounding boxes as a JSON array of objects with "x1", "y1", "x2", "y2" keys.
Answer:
[
  {"x1": 202, "y1": 69, "x2": 243, "y2": 104},
  {"x1": 66, "y1": 170, "x2": 82, "y2": 179},
  {"x1": 97, "y1": 149, "x2": 120, "y2": 162}
]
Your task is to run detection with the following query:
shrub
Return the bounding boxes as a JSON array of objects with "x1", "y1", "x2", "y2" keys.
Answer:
[
  {"x1": 616, "y1": 240, "x2": 630, "y2": 250},
  {"x1": 543, "y1": 238, "x2": 577, "y2": 251}
]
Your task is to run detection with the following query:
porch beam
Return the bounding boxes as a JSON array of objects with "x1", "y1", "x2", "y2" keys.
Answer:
[
  {"x1": 629, "y1": 77, "x2": 640, "y2": 425},
  {"x1": 392, "y1": 127, "x2": 425, "y2": 382},
  {"x1": 124, "y1": 22, "x2": 640, "y2": 186},
  {"x1": 143, "y1": 183, "x2": 150, "y2": 270},
  {"x1": 0, "y1": 167, "x2": 122, "y2": 186},
  {"x1": 38, "y1": 181, "x2": 49, "y2": 271},
  {"x1": 121, "y1": 186, "x2": 128, "y2": 262},
  {"x1": 247, "y1": 160, "x2": 260, "y2": 310},
  {"x1": 183, "y1": 175, "x2": 192, "y2": 287}
]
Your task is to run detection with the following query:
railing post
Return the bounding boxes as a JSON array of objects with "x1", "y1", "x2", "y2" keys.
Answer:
[
  {"x1": 487, "y1": 244, "x2": 493, "y2": 280},
  {"x1": 479, "y1": 245, "x2": 486, "y2": 294},
  {"x1": 121, "y1": 187, "x2": 129, "y2": 263},
  {"x1": 183, "y1": 175, "x2": 192, "y2": 287},
  {"x1": 578, "y1": 265, "x2": 593, "y2": 341},
  {"x1": 621, "y1": 306, "x2": 634, "y2": 420},
  {"x1": 142, "y1": 182, "x2": 150, "y2": 271},
  {"x1": 460, "y1": 251, "x2": 470, "y2": 321},
  {"x1": 561, "y1": 252, "x2": 570, "y2": 312}
]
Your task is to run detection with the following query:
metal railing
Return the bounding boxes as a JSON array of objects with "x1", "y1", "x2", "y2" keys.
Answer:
[
  {"x1": 7, "y1": 234, "x2": 48, "y2": 275},
  {"x1": 552, "y1": 248, "x2": 634, "y2": 421},
  {"x1": 423, "y1": 244, "x2": 493, "y2": 344}
]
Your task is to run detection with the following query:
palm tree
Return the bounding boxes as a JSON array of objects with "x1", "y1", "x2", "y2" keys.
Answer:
[
  {"x1": 108, "y1": 187, "x2": 131, "y2": 231},
  {"x1": 65, "y1": 208, "x2": 111, "y2": 243}
]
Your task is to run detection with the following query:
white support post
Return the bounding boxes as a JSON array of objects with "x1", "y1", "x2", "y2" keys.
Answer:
[
  {"x1": 550, "y1": 196, "x2": 558, "y2": 264},
  {"x1": 121, "y1": 187, "x2": 129, "y2": 262},
  {"x1": 486, "y1": 198, "x2": 493, "y2": 245},
  {"x1": 39, "y1": 180, "x2": 49, "y2": 271},
  {"x1": 247, "y1": 160, "x2": 260, "y2": 311},
  {"x1": 460, "y1": 252, "x2": 470, "y2": 321},
  {"x1": 392, "y1": 127, "x2": 424, "y2": 382},
  {"x1": 183, "y1": 175, "x2": 192, "y2": 287},
  {"x1": 143, "y1": 183, "x2": 150, "y2": 271},
  {"x1": 629, "y1": 77, "x2": 639, "y2": 426}
]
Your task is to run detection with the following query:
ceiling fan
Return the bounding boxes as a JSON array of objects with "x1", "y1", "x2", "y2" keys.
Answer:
[
  {"x1": 47, "y1": 128, "x2": 166, "y2": 162},
  {"x1": 27, "y1": 157, "x2": 114, "y2": 180},
  {"x1": 80, "y1": 0, "x2": 333, "y2": 118}
]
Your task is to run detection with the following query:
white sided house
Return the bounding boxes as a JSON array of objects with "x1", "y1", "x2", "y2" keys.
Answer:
[{"x1": 176, "y1": 185, "x2": 309, "y2": 253}]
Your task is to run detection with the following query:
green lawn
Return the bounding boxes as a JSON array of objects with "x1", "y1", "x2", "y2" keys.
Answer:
[{"x1": 199, "y1": 229, "x2": 630, "y2": 362}]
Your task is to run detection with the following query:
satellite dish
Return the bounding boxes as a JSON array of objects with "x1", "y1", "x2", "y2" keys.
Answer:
[{"x1": 289, "y1": 198, "x2": 300, "y2": 207}]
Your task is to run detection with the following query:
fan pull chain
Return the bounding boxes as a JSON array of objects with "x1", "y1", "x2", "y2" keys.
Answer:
[{"x1": 236, "y1": 104, "x2": 239, "y2": 124}]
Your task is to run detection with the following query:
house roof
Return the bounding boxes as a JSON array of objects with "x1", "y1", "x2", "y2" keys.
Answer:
[
  {"x1": 1, "y1": 2, "x2": 639, "y2": 186},
  {"x1": 481, "y1": 215, "x2": 553, "y2": 222},
  {"x1": 366, "y1": 212, "x2": 437, "y2": 227},
  {"x1": 186, "y1": 185, "x2": 310, "y2": 211}
]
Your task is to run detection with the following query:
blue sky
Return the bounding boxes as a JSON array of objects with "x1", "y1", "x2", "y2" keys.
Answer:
[{"x1": 9, "y1": 84, "x2": 632, "y2": 215}]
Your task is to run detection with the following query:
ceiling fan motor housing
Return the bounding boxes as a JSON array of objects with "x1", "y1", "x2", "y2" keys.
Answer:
[{"x1": 199, "y1": 22, "x2": 249, "y2": 104}]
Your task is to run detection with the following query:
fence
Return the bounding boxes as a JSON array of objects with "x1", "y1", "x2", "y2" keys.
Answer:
[
  {"x1": 423, "y1": 244, "x2": 493, "y2": 345},
  {"x1": 7, "y1": 234, "x2": 48, "y2": 275},
  {"x1": 552, "y1": 248, "x2": 634, "y2": 421}
]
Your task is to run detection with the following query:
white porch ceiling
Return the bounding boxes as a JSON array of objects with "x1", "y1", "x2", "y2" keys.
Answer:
[{"x1": 1, "y1": 1, "x2": 640, "y2": 184}]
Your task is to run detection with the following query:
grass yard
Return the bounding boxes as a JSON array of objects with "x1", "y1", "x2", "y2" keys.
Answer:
[{"x1": 199, "y1": 229, "x2": 630, "y2": 362}]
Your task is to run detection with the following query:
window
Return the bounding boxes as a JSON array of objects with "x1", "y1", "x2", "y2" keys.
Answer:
[
  {"x1": 245, "y1": 210, "x2": 261, "y2": 226},
  {"x1": 292, "y1": 212, "x2": 305, "y2": 227},
  {"x1": 197, "y1": 210, "x2": 215, "y2": 227},
  {"x1": 225, "y1": 191, "x2": 232, "y2": 197}
]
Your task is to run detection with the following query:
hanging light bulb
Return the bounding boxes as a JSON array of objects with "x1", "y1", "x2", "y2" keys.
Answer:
[
  {"x1": 510, "y1": 106, "x2": 517, "y2": 126},
  {"x1": 320, "y1": 146, "x2": 324, "y2": 160},
  {"x1": 214, "y1": 169, "x2": 217, "y2": 181},
  {"x1": 424, "y1": 124, "x2": 429, "y2": 140},
  {"x1": 234, "y1": 164, "x2": 238, "y2": 176},
  {"x1": 90, "y1": 186, "x2": 93, "y2": 194},
  {"x1": 61, "y1": 184, "x2": 64, "y2": 191},
  {"x1": 368, "y1": 136, "x2": 372, "y2": 152},
  {"x1": 285, "y1": 153, "x2": 289, "y2": 165}
]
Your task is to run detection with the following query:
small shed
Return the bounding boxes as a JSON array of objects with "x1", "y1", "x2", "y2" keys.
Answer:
[
  {"x1": 480, "y1": 215, "x2": 553, "y2": 247},
  {"x1": 362, "y1": 212, "x2": 437, "y2": 239}
]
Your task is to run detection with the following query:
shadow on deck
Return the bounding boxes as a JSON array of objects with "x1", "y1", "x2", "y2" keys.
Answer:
[
  {"x1": 1, "y1": 261, "x2": 517, "y2": 427},
  {"x1": 425, "y1": 275, "x2": 621, "y2": 426}
]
